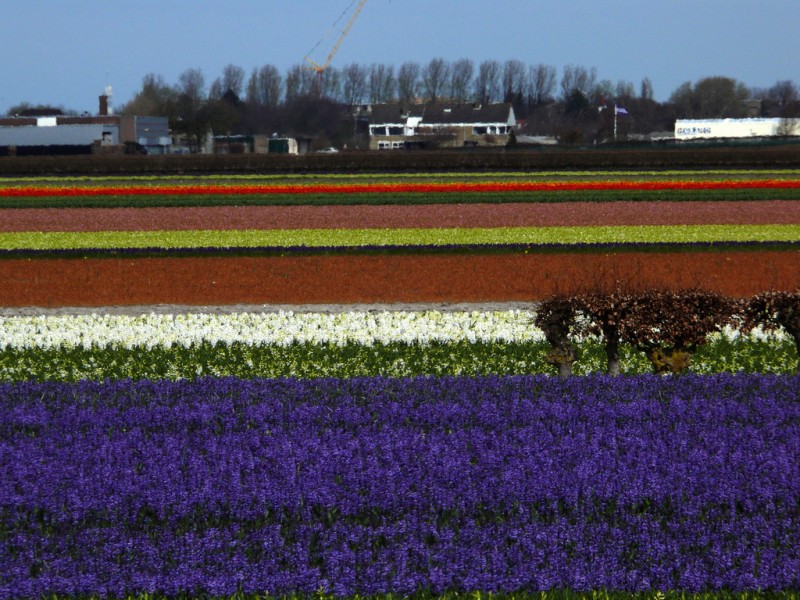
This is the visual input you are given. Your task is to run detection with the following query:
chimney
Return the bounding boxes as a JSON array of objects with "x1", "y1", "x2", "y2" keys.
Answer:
[{"x1": 99, "y1": 95, "x2": 108, "y2": 116}]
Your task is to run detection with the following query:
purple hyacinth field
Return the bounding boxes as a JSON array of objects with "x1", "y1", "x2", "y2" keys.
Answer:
[{"x1": 1, "y1": 374, "x2": 798, "y2": 598}]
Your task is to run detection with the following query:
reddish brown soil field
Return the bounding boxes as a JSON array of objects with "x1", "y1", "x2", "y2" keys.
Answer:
[
  {"x1": 1, "y1": 250, "x2": 797, "y2": 307},
  {"x1": 2, "y1": 200, "x2": 800, "y2": 232}
]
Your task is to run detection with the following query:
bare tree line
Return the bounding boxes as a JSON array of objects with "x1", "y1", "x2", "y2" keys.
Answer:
[
  {"x1": 123, "y1": 58, "x2": 798, "y2": 112},
  {"x1": 103, "y1": 58, "x2": 800, "y2": 148},
  {"x1": 121, "y1": 60, "x2": 643, "y2": 114}
]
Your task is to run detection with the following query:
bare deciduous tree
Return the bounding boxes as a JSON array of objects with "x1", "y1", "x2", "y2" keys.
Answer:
[
  {"x1": 527, "y1": 63, "x2": 556, "y2": 106},
  {"x1": 768, "y1": 80, "x2": 798, "y2": 106},
  {"x1": 210, "y1": 64, "x2": 245, "y2": 100},
  {"x1": 368, "y1": 63, "x2": 396, "y2": 103},
  {"x1": 560, "y1": 64, "x2": 597, "y2": 101},
  {"x1": 449, "y1": 58, "x2": 474, "y2": 103},
  {"x1": 284, "y1": 64, "x2": 316, "y2": 101},
  {"x1": 397, "y1": 62, "x2": 420, "y2": 104},
  {"x1": 669, "y1": 76, "x2": 750, "y2": 118},
  {"x1": 178, "y1": 68, "x2": 206, "y2": 105},
  {"x1": 318, "y1": 67, "x2": 341, "y2": 100},
  {"x1": 119, "y1": 73, "x2": 177, "y2": 116},
  {"x1": 225, "y1": 65, "x2": 245, "y2": 97},
  {"x1": 421, "y1": 58, "x2": 450, "y2": 102},
  {"x1": 640, "y1": 77, "x2": 654, "y2": 100},
  {"x1": 246, "y1": 65, "x2": 282, "y2": 107},
  {"x1": 474, "y1": 60, "x2": 501, "y2": 105},
  {"x1": 341, "y1": 62, "x2": 368, "y2": 106},
  {"x1": 502, "y1": 59, "x2": 526, "y2": 104},
  {"x1": 615, "y1": 80, "x2": 635, "y2": 100}
]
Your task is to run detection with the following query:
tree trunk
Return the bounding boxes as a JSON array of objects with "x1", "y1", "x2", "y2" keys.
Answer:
[
  {"x1": 546, "y1": 343, "x2": 576, "y2": 378},
  {"x1": 789, "y1": 327, "x2": 800, "y2": 373},
  {"x1": 604, "y1": 337, "x2": 621, "y2": 376},
  {"x1": 557, "y1": 360, "x2": 573, "y2": 378}
]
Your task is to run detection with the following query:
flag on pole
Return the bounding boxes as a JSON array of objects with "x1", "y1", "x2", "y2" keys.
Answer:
[{"x1": 615, "y1": 105, "x2": 629, "y2": 115}]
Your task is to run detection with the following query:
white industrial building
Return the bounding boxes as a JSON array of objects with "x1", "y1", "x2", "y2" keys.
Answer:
[{"x1": 675, "y1": 118, "x2": 800, "y2": 141}]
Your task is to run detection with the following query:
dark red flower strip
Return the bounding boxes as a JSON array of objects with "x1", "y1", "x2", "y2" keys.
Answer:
[{"x1": 2, "y1": 179, "x2": 800, "y2": 197}]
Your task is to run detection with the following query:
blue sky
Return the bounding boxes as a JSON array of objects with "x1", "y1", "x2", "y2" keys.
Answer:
[{"x1": 1, "y1": 0, "x2": 798, "y2": 114}]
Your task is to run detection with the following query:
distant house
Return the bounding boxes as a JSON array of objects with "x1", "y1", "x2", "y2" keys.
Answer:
[{"x1": 368, "y1": 102, "x2": 516, "y2": 150}]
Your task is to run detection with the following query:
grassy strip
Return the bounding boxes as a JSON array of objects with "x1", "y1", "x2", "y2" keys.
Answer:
[
  {"x1": 1, "y1": 338, "x2": 795, "y2": 382},
  {"x1": 3, "y1": 187, "x2": 800, "y2": 208},
  {"x1": 2, "y1": 225, "x2": 799, "y2": 251}
]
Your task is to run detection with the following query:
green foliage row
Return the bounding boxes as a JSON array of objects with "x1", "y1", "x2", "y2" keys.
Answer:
[
  {"x1": 2, "y1": 144, "x2": 800, "y2": 175},
  {"x1": 0, "y1": 337, "x2": 794, "y2": 382},
  {"x1": 4, "y1": 187, "x2": 800, "y2": 208}
]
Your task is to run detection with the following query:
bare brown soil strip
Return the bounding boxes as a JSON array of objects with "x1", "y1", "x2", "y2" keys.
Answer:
[
  {"x1": 2, "y1": 200, "x2": 799, "y2": 232},
  {"x1": 1, "y1": 251, "x2": 797, "y2": 307}
]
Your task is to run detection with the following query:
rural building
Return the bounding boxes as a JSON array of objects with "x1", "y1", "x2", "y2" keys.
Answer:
[
  {"x1": 0, "y1": 95, "x2": 171, "y2": 155},
  {"x1": 675, "y1": 117, "x2": 800, "y2": 141},
  {"x1": 368, "y1": 102, "x2": 516, "y2": 149},
  {"x1": 210, "y1": 135, "x2": 312, "y2": 155},
  {"x1": 213, "y1": 134, "x2": 270, "y2": 154}
]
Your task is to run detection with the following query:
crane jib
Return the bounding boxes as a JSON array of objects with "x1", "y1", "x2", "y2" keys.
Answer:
[{"x1": 304, "y1": 0, "x2": 368, "y2": 73}]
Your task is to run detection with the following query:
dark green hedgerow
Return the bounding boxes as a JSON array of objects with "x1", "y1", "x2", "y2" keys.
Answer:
[
  {"x1": 3, "y1": 187, "x2": 800, "y2": 208},
  {"x1": 1, "y1": 241, "x2": 796, "y2": 261},
  {"x1": 2, "y1": 143, "x2": 800, "y2": 175}
]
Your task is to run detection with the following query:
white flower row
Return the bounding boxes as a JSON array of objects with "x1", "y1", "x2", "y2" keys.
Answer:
[
  {"x1": 0, "y1": 310, "x2": 786, "y2": 351},
  {"x1": 0, "y1": 310, "x2": 547, "y2": 350}
]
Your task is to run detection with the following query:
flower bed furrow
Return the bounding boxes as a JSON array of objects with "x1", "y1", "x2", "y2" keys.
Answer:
[
  {"x1": 2, "y1": 251, "x2": 797, "y2": 306},
  {"x1": 2, "y1": 375, "x2": 798, "y2": 596},
  {"x1": 3, "y1": 200, "x2": 799, "y2": 232}
]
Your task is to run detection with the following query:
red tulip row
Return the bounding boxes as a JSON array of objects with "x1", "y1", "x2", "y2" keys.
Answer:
[{"x1": 2, "y1": 179, "x2": 800, "y2": 197}]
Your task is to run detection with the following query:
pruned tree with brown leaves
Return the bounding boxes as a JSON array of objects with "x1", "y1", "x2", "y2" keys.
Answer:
[
  {"x1": 743, "y1": 289, "x2": 800, "y2": 371},
  {"x1": 615, "y1": 289, "x2": 740, "y2": 374},
  {"x1": 575, "y1": 291, "x2": 633, "y2": 376},
  {"x1": 534, "y1": 295, "x2": 583, "y2": 377}
]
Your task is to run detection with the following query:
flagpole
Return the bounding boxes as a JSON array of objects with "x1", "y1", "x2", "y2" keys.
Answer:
[{"x1": 614, "y1": 103, "x2": 617, "y2": 141}]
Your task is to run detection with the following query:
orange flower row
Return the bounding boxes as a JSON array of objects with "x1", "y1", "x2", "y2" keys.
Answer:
[{"x1": 2, "y1": 179, "x2": 799, "y2": 197}]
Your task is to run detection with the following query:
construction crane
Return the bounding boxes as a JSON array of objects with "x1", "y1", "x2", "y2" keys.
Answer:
[{"x1": 304, "y1": 0, "x2": 368, "y2": 74}]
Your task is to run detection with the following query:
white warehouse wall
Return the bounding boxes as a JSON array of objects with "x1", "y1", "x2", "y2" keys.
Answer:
[{"x1": 675, "y1": 118, "x2": 800, "y2": 140}]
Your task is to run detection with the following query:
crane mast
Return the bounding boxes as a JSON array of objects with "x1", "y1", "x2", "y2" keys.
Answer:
[{"x1": 304, "y1": 0, "x2": 368, "y2": 73}]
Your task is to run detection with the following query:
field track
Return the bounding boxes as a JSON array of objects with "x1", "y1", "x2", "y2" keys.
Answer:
[{"x1": 2, "y1": 200, "x2": 800, "y2": 231}]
